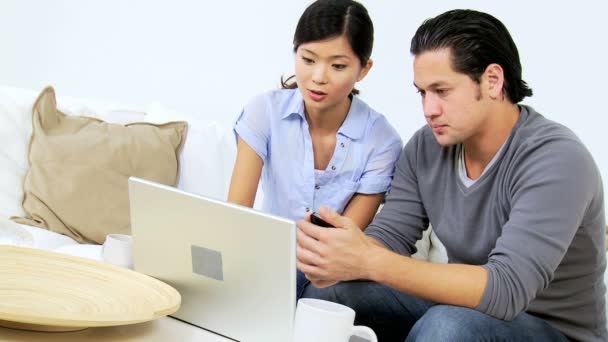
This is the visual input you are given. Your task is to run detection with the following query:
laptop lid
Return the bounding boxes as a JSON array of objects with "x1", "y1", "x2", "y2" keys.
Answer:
[{"x1": 128, "y1": 177, "x2": 296, "y2": 342}]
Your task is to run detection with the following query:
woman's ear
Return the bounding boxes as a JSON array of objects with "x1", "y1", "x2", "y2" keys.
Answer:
[
  {"x1": 483, "y1": 63, "x2": 505, "y2": 100},
  {"x1": 357, "y1": 58, "x2": 374, "y2": 82}
]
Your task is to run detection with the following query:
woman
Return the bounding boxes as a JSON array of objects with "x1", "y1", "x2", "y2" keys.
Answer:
[{"x1": 228, "y1": 0, "x2": 402, "y2": 297}]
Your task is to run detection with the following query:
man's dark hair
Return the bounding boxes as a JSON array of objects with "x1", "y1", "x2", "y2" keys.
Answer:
[{"x1": 410, "y1": 9, "x2": 533, "y2": 103}]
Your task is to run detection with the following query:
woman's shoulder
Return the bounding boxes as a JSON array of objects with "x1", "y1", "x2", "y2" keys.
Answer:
[
  {"x1": 245, "y1": 88, "x2": 301, "y2": 113},
  {"x1": 354, "y1": 97, "x2": 401, "y2": 144}
]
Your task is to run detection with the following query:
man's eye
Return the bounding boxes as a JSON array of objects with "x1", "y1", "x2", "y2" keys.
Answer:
[
  {"x1": 302, "y1": 57, "x2": 314, "y2": 64},
  {"x1": 417, "y1": 89, "x2": 426, "y2": 97},
  {"x1": 436, "y1": 89, "x2": 448, "y2": 95},
  {"x1": 332, "y1": 64, "x2": 347, "y2": 70}
]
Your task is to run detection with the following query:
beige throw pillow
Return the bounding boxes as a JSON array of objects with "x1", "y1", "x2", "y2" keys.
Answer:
[{"x1": 12, "y1": 86, "x2": 187, "y2": 244}]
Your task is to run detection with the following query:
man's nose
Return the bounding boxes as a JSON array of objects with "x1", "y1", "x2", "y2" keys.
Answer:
[{"x1": 423, "y1": 95, "x2": 441, "y2": 118}]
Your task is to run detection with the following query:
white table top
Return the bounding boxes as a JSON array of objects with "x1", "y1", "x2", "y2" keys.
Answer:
[{"x1": 0, "y1": 316, "x2": 231, "y2": 342}]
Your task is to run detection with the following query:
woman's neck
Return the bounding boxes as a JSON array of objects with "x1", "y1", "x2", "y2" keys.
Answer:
[{"x1": 305, "y1": 97, "x2": 352, "y2": 135}]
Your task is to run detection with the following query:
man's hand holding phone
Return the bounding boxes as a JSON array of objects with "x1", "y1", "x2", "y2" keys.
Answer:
[
  {"x1": 310, "y1": 211, "x2": 335, "y2": 228},
  {"x1": 297, "y1": 206, "x2": 380, "y2": 287}
]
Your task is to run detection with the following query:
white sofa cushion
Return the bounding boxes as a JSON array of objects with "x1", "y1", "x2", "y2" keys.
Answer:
[
  {"x1": 0, "y1": 217, "x2": 33, "y2": 247},
  {"x1": 176, "y1": 118, "x2": 237, "y2": 200},
  {"x1": 0, "y1": 88, "x2": 37, "y2": 218},
  {"x1": 145, "y1": 102, "x2": 264, "y2": 207},
  {"x1": 0, "y1": 217, "x2": 103, "y2": 262},
  {"x1": 53, "y1": 244, "x2": 103, "y2": 261}
]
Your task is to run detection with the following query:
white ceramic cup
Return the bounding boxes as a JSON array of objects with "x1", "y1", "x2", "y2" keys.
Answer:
[
  {"x1": 293, "y1": 298, "x2": 377, "y2": 342},
  {"x1": 102, "y1": 234, "x2": 133, "y2": 269}
]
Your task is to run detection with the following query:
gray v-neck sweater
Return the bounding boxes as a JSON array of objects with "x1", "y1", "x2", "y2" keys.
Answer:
[{"x1": 366, "y1": 106, "x2": 606, "y2": 341}]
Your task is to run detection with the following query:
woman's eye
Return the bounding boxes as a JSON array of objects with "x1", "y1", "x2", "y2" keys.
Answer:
[
  {"x1": 332, "y1": 64, "x2": 347, "y2": 70},
  {"x1": 302, "y1": 57, "x2": 314, "y2": 64}
]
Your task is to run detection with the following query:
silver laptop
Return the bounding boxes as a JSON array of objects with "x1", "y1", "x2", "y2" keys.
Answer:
[{"x1": 128, "y1": 177, "x2": 296, "y2": 342}]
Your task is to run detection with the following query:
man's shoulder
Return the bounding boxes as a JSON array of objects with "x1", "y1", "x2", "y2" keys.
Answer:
[
  {"x1": 518, "y1": 106, "x2": 579, "y2": 141},
  {"x1": 508, "y1": 106, "x2": 601, "y2": 186},
  {"x1": 513, "y1": 106, "x2": 587, "y2": 156}
]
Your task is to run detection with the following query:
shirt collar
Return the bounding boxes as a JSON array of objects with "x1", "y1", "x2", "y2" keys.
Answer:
[
  {"x1": 282, "y1": 90, "x2": 305, "y2": 120},
  {"x1": 337, "y1": 96, "x2": 367, "y2": 140},
  {"x1": 282, "y1": 90, "x2": 368, "y2": 140}
]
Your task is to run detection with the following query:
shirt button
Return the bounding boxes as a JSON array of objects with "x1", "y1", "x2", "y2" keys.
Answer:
[
  {"x1": 340, "y1": 142, "x2": 345, "y2": 148},
  {"x1": 315, "y1": 184, "x2": 320, "y2": 190},
  {"x1": 331, "y1": 165, "x2": 336, "y2": 171},
  {"x1": 305, "y1": 207, "x2": 310, "y2": 212}
]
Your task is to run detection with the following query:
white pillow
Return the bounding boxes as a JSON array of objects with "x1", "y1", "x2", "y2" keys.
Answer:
[
  {"x1": 177, "y1": 118, "x2": 237, "y2": 200},
  {"x1": 411, "y1": 226, "x2": 449, "y2": 263},
  {"x1": 411, "y1": 228, "x2": 431, "y2": 261},
  {"x1": 19, "y1": 224, "x2": 80, "y2": 250},
  {"x1": 53, "y1": 244, "x2": 103, "y2": 262},
  {"x1": 145, "y1": 102, "x2": 264, "y2": 206},
  {"x1": 0, "y1": 87, "x2": 37, "y2": 218},
  {"x1": 0, "y1": 217, "x2": 34, "y2": 247},
  {"x1": 57, "y1": 97, "x2": 146, "y2": 124},
  {"x1": 428, "y1": 227, "x2": 448, "y2": 263}
]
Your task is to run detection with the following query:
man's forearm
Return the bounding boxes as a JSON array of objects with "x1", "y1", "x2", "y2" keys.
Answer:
[{"x1": 362, "y1": 244, "x2": 488, "y2": 309}]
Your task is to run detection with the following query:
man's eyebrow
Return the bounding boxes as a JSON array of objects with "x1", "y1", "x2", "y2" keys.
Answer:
[{"x1": 413, "y1": 81, "x2": 449, "y2": 90}]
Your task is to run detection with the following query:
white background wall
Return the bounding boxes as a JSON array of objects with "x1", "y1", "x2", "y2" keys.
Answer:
[{"x1": 1, "y1": 0, "x2": 607, "y2": 208}]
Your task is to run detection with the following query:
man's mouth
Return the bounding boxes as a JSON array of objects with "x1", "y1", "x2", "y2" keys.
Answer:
[{"x1": 431, "y1": 124, "x2": 447, "y2": 133}]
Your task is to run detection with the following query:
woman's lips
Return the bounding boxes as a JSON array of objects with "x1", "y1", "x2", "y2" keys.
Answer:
[{"x1": 308, "y1": 89, "x2": 327, "y2": 102}]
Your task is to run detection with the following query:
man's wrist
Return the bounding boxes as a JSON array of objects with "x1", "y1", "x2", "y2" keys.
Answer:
[{"x1": 361, "y1": 237, "x2": 388, "y2": 282}]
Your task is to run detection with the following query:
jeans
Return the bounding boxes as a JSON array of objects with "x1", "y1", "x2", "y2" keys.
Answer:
[
  {"x1": 296, "y1": 269, "x2": 310, "y2": 300},
  {"x1": 299, "y1": 280, "x2": 570, "y2": 342}
]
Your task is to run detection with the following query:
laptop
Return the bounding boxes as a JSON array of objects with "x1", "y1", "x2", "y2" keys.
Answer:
[{"x1": 128, "y1": 177, "x2": 296, "y2": 342}]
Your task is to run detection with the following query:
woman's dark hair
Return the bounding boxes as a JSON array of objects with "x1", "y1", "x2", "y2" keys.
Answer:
[
  {"x1": 281, "y1": 0, "x2": 374, "y2": 96},
  {"x1": 410, "y1": 9, "x2": 533, "y2": 103}
]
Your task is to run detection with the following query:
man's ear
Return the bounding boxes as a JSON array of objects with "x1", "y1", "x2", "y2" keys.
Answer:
[
  {"x1": 357, "y1": 58, "x2": 373, "y2": 82},
  {"x1": 483, "y1": 63, "x2": 505, "y2": 100}
]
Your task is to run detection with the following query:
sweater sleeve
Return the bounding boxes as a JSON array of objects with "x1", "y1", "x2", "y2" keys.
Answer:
[
  {"x1": 476, "y1": 136, "x2": 602, "y2": 320},
  {"x1": 365, "y1": 131, "x2": 429, "y2": 255}
]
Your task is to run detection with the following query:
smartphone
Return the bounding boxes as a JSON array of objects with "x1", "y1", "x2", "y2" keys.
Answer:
[{"x1": 310, "y1": 212, "x2": 335, "y2": 228}]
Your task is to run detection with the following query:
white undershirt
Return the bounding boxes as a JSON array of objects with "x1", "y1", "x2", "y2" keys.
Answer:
[{"x1": 458, "y1": 140, "x2": 507, "y2": 188}]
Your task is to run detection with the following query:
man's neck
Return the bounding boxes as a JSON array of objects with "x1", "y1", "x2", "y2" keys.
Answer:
[{"x1": 463, "y1": 103, "x2": 520, "y2": 180}]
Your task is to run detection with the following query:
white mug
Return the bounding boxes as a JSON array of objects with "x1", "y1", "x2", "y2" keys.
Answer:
[
  {"x1": 293, "y1": 298, "x2": 377, "y2": 342},
  {"x1": 102, "y1": 234, "x2": 133, "y2": 269}
]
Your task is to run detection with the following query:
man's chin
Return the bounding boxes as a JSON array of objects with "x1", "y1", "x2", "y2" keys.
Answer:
[{"x1": 434, "y1": 135, "x2": 458, "y2": 147}]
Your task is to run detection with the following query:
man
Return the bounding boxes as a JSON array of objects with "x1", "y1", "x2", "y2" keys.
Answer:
[{"x1": 296, "y1": 9, "x2": 606, "y2": 342}]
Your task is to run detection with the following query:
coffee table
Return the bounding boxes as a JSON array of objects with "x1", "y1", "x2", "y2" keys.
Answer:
[{"x1": 0, "y1": 316, "x2": 231, "y2": 341}]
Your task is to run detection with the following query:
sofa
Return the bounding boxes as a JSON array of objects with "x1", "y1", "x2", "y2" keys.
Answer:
[
  {"x1": 0, "y1": 84, "x2": 249, "y2": 256},
  {"x1": 0, "y1": 85, "x2": 606, "y2": 330}
]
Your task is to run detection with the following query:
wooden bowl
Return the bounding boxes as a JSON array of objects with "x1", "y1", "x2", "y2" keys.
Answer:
[{"x1": 0, "y1": 245, "x2": 180, "y2": 332}]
